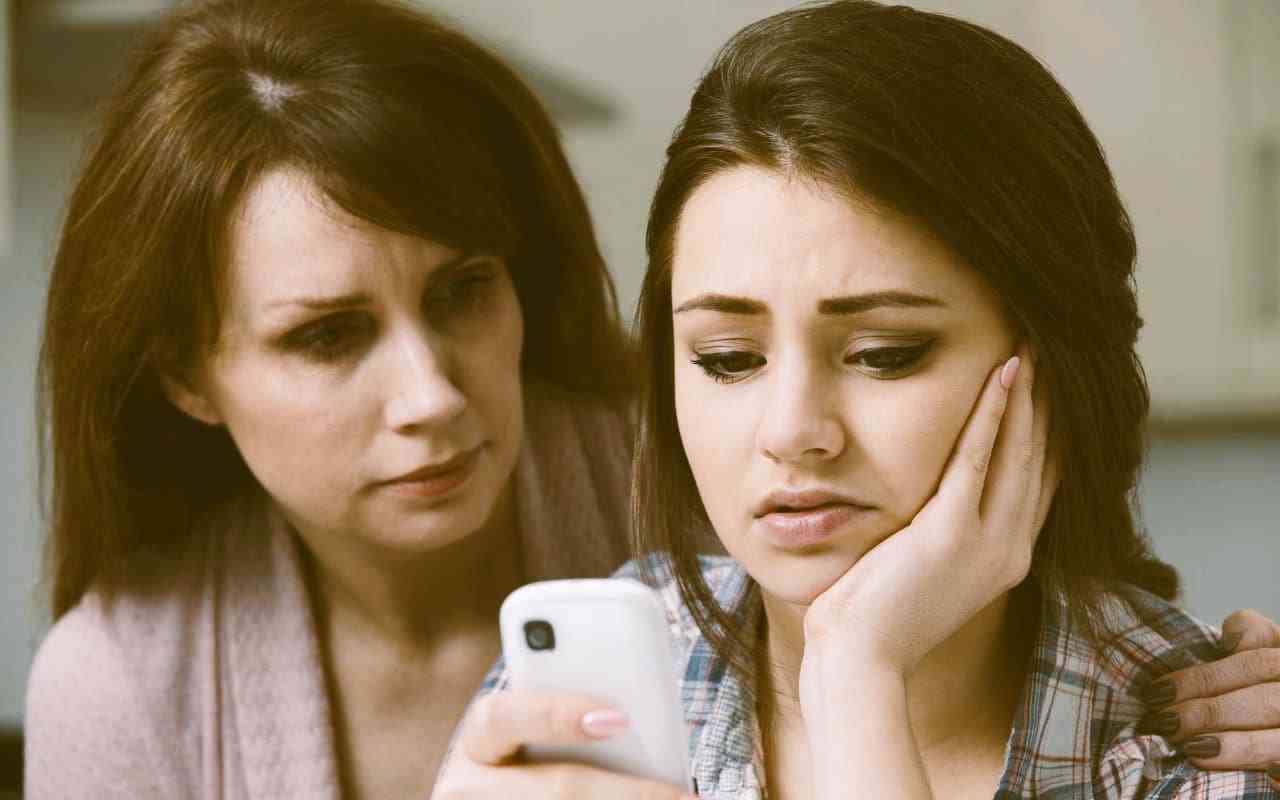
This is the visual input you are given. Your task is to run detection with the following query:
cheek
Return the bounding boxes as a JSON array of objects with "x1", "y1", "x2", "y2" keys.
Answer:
[
  {"x1": 673, "y1": 366, "x2": 707, "y2": 474},
  {"x1": 859, "y1": 372, "x2": 984, "y2": 521},
  {"x1": 456, "y1": 285, "x2": 524, "y2": 445},
  {"x1": 210, "y1": 355, "x2": 364, "y2": 501},
  {"x1": 674, "y1": 364, "x2": 754, "y2": 530}
]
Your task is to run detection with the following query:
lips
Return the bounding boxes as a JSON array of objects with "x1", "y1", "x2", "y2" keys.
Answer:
[
  {"x1": 753, "y1": 488, "x2": 874, "y2": 549},
  {"x1": 382, "y1": 446, "x2": 482, "y2": 499},
  {"x1": 753, "y1": 488, "x2": 869, "y2": 518}
]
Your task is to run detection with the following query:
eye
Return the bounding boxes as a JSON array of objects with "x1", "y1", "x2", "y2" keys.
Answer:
[
  {"x1": 285, "y1": 313, "x2": 374, "y2": 362},
  {"x1": 844, "y1": 340, "x2": 935, "y2": 378},
  {"x1": 426, "y1": 262, "x2": 498, "y2": 318},
  {"x1": 691, "y1": 350, "x2": 765, "y2": 384}
]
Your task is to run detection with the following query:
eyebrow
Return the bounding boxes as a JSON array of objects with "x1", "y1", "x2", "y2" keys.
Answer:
[
  {"x1": 263, "y1": 252, "x2": 477, "y2": 313},
  {"x1": 267, "y1": 291, "x2": 373, "y2": 313},
  {"x1": 672, "y1": 290, "x2": 947, "y2": 315}
]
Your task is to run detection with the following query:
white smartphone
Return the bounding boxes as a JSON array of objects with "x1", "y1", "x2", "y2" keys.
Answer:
[{"x1": 499, "y1": 578, "x2": 692, "y2": 791}]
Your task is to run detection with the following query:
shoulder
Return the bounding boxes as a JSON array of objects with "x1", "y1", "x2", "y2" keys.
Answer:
[
  {"x1": 25, "y1": 591, "x2": 192, "y2": 797},
  {"x1": 26, "y1": 596, "x2": 132, "y2": 723},
  {"x1": 1029, "y1": 584, "x2": 1223, "y2": 707},
  {"x1": 25, "y1": 517, "x2": 241, "y2": 797},
  {"x1": 1098, "y1": 585, "x2": 1223, "y2": 678},
  {"x1": 1096, "y1": 588, "x2": 1276, "y2": 798},
  {"x1": 1011, "y1": 585, "x2": 1276, "y2": 798},
  {"x1": 28, "y1": 527, "x2": 218, "y2": 712}
]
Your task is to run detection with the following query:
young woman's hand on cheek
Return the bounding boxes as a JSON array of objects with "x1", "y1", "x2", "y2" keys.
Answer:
[
  {"x1": 431, "y1": 691, "x2": 698, "y2": 800},
  {"x1": 797, "y1": 345, "x2": 1057, "y2": 800},
  {"x1": 802, "y1": 344, "x2": 1054, "y2": 674}
]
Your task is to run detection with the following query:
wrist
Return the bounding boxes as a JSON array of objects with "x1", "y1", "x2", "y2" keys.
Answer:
[
  {"x1": 799, "y1": 657, "x2": 908, "y2": 737},
  {"x1": 802, "y1": 598, "x2": 924, "y2": 676},
  {"x1": 801, "y1": 630, "x2": 912, "y2": 687},
  {"x1": 801, "y1": 670, "x2": 927, "y2": 800}
]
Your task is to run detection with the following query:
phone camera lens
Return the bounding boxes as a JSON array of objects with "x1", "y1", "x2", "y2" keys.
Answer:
[{"x1": 523, "y1": 620, "x2": 556, "y2": 651}]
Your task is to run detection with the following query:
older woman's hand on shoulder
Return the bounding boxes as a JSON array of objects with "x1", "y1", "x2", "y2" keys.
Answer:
[
  {"x1": 1139, "y1": 609, "x2": 1280, "y2": 783},
  {"x1": 432, "y1": 691, "x2": 697, "y2": 800}
]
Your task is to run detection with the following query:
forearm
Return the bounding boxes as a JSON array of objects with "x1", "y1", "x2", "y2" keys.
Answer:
[{"x1": 803, "y1": 663, "x2": 932, "y2": 800}]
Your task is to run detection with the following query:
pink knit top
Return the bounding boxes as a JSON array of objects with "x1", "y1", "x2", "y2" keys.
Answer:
[{"x1": 24, "y1": 383, "x2": 633, "y2": 798}]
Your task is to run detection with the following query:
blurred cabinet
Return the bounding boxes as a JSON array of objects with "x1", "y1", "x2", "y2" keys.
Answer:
[
  {"x1": 1226, "y1": 0, "x2": 1280, "y2": 418},
  {"x1": 1026, "y1": 1, "x2": 1280, "y2": 421}
]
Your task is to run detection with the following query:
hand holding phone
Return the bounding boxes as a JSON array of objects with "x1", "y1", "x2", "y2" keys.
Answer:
[{"x1": 498, "y1": 578, "x2": 692, "y2": 791}]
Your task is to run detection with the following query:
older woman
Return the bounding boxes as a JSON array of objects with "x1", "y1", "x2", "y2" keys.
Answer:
[{"x1": 24, "y1": 0, "x2": 636, "y2": 796}]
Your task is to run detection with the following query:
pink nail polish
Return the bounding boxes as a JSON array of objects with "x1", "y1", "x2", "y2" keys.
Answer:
[
  {"x1": 1000, "y1": 356, "x2": 1021, "y2": 390},
  {"x1": 581, "y1": 709, "x2": 629, "y2": 738}
]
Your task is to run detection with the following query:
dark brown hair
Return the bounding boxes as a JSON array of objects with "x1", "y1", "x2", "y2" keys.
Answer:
[
  {"x1": 38, "y1": 0, "x2": 633, "y2": 619},
  {"x1": 634, "y1": 0, "x2": 1177, "y2": 679}
]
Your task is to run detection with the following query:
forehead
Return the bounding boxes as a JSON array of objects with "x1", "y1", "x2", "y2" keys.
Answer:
[
  {"x1": 670, "y1": 167, "x2": 976, "y2": 306},
  {"x1": 225, "y1": 169, "x2": 377, "y2": 299},
  {"x1": 222, "y1": 168, "x2": 455, "y2": 311}
]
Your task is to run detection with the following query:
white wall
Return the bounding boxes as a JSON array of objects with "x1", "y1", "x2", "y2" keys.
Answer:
[{"x1": 425, "y1": 0, "x2": 808, "y2": 316}]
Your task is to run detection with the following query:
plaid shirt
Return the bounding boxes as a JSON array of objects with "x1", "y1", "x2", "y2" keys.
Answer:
[{"x1": 483, "y1": 555, "x2": 1277, "y2": 799}]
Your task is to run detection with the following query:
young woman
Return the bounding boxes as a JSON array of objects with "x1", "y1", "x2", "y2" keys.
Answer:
[
  {"x1": 442, "y1": 2, "x2": 1280, "y2": 798},
  {"x1": 23, "y1": 0, "x2": 638, "y2": 797}
]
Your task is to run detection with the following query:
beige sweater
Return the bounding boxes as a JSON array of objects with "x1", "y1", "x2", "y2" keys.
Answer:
[{"x1": 24, "y1": 384, "x2": 633, "y2": 799}]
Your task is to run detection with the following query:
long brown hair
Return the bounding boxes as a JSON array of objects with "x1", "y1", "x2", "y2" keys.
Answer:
[
  {"x1": 634, "y1": 0, "x2": 1177, "y2": 681},
  {"x1": 38, "y1": 0, "x2": 633, "y2": 619}
]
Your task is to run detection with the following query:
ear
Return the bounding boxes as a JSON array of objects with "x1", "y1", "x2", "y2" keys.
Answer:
[{"x1": 161, "y1": 373, "x2": 224, "y2": 426}]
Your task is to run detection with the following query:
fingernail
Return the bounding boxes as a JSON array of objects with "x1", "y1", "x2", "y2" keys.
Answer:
[
  {"x1": 581, "y1": 709, "x2": 629, "y2": 739},
  {"x1": 1164, "y1": 649, "x2": 1198, "y2": 671},
  {"x1": 1141, "y1": 679, "x2": 1177, "y2": 707},
  {"x1": 1183, "y1": 735, "x2": 1220, "y2": 759},
  {"x1": 1000, "y1": 356, "x2": 1021, "y2": 390},
  {"x1": 1220, "y1": 630, "x2": 1243, "y2": 654},
  {"x1": 1136, "y1": 710, "x2": 1180, "y2": 737},
  {"x1": 1267, "y1": 762, "x2": 1280, "y2": 782}
]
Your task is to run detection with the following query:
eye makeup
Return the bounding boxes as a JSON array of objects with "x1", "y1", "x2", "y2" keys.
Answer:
[
  {"x1": 270, "y1": 254, "x2": 506, "y2": 364},
  {"x1": 688, "y1": 333, "x2": 939, "y2": 385},
  {"x1": 280, "y1": 311, "x2": 376, "y2": 362},
  {"x1": 842, "y1": 336, "x2": 937, "y2": 378}
]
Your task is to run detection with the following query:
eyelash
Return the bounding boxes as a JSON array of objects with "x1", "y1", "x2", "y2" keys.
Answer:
[
  {"x1": 690, "y1": 340, "x2": 935, "y2": 384},
  {"x1": 425, "y1": 268, "x2": 495, "y2": 315},
  {"x1": 849, "y1": 341, "x2": 935, "y2": 374},
  {"x1": 286, "y1": 314, "x2": 373, "y2": 361},
  {"x1": 284, "y1": 266, "x2": 498, "y2": 363},
  {"x1": 690, "y1": 351, "x2": 766, "y2": 384}
]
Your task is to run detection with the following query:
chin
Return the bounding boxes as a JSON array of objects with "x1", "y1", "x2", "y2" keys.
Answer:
[
  {"x1": 379, "y1": 461, "x2": 513, "y2": 545},
  {"x1": 372, "y1": 493, "x2": 496, "y2": 552},
  {"x1": 368, "y1": 519, "x2": 483, "y2": 557},
  {"x1": 742, "y1": 548, "x2": 861, "y2": 606}
]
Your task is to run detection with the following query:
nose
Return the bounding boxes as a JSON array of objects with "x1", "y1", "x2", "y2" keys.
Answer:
[
  {"x1": 382, "y1": 327, "x2": 468, "y2": 432},
  {"x1": 756, "y1": 355, "x2": 845, "y2": 465}
]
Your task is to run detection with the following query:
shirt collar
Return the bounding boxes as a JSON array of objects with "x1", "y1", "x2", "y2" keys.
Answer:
[{"x1": 676, "y1": 564, "x2": 1212, "y2": 799}]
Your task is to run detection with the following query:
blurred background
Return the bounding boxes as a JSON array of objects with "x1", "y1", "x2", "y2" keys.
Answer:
[{"x1": 1, "y1": 1, "x2": 1277, "y2": 794}]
